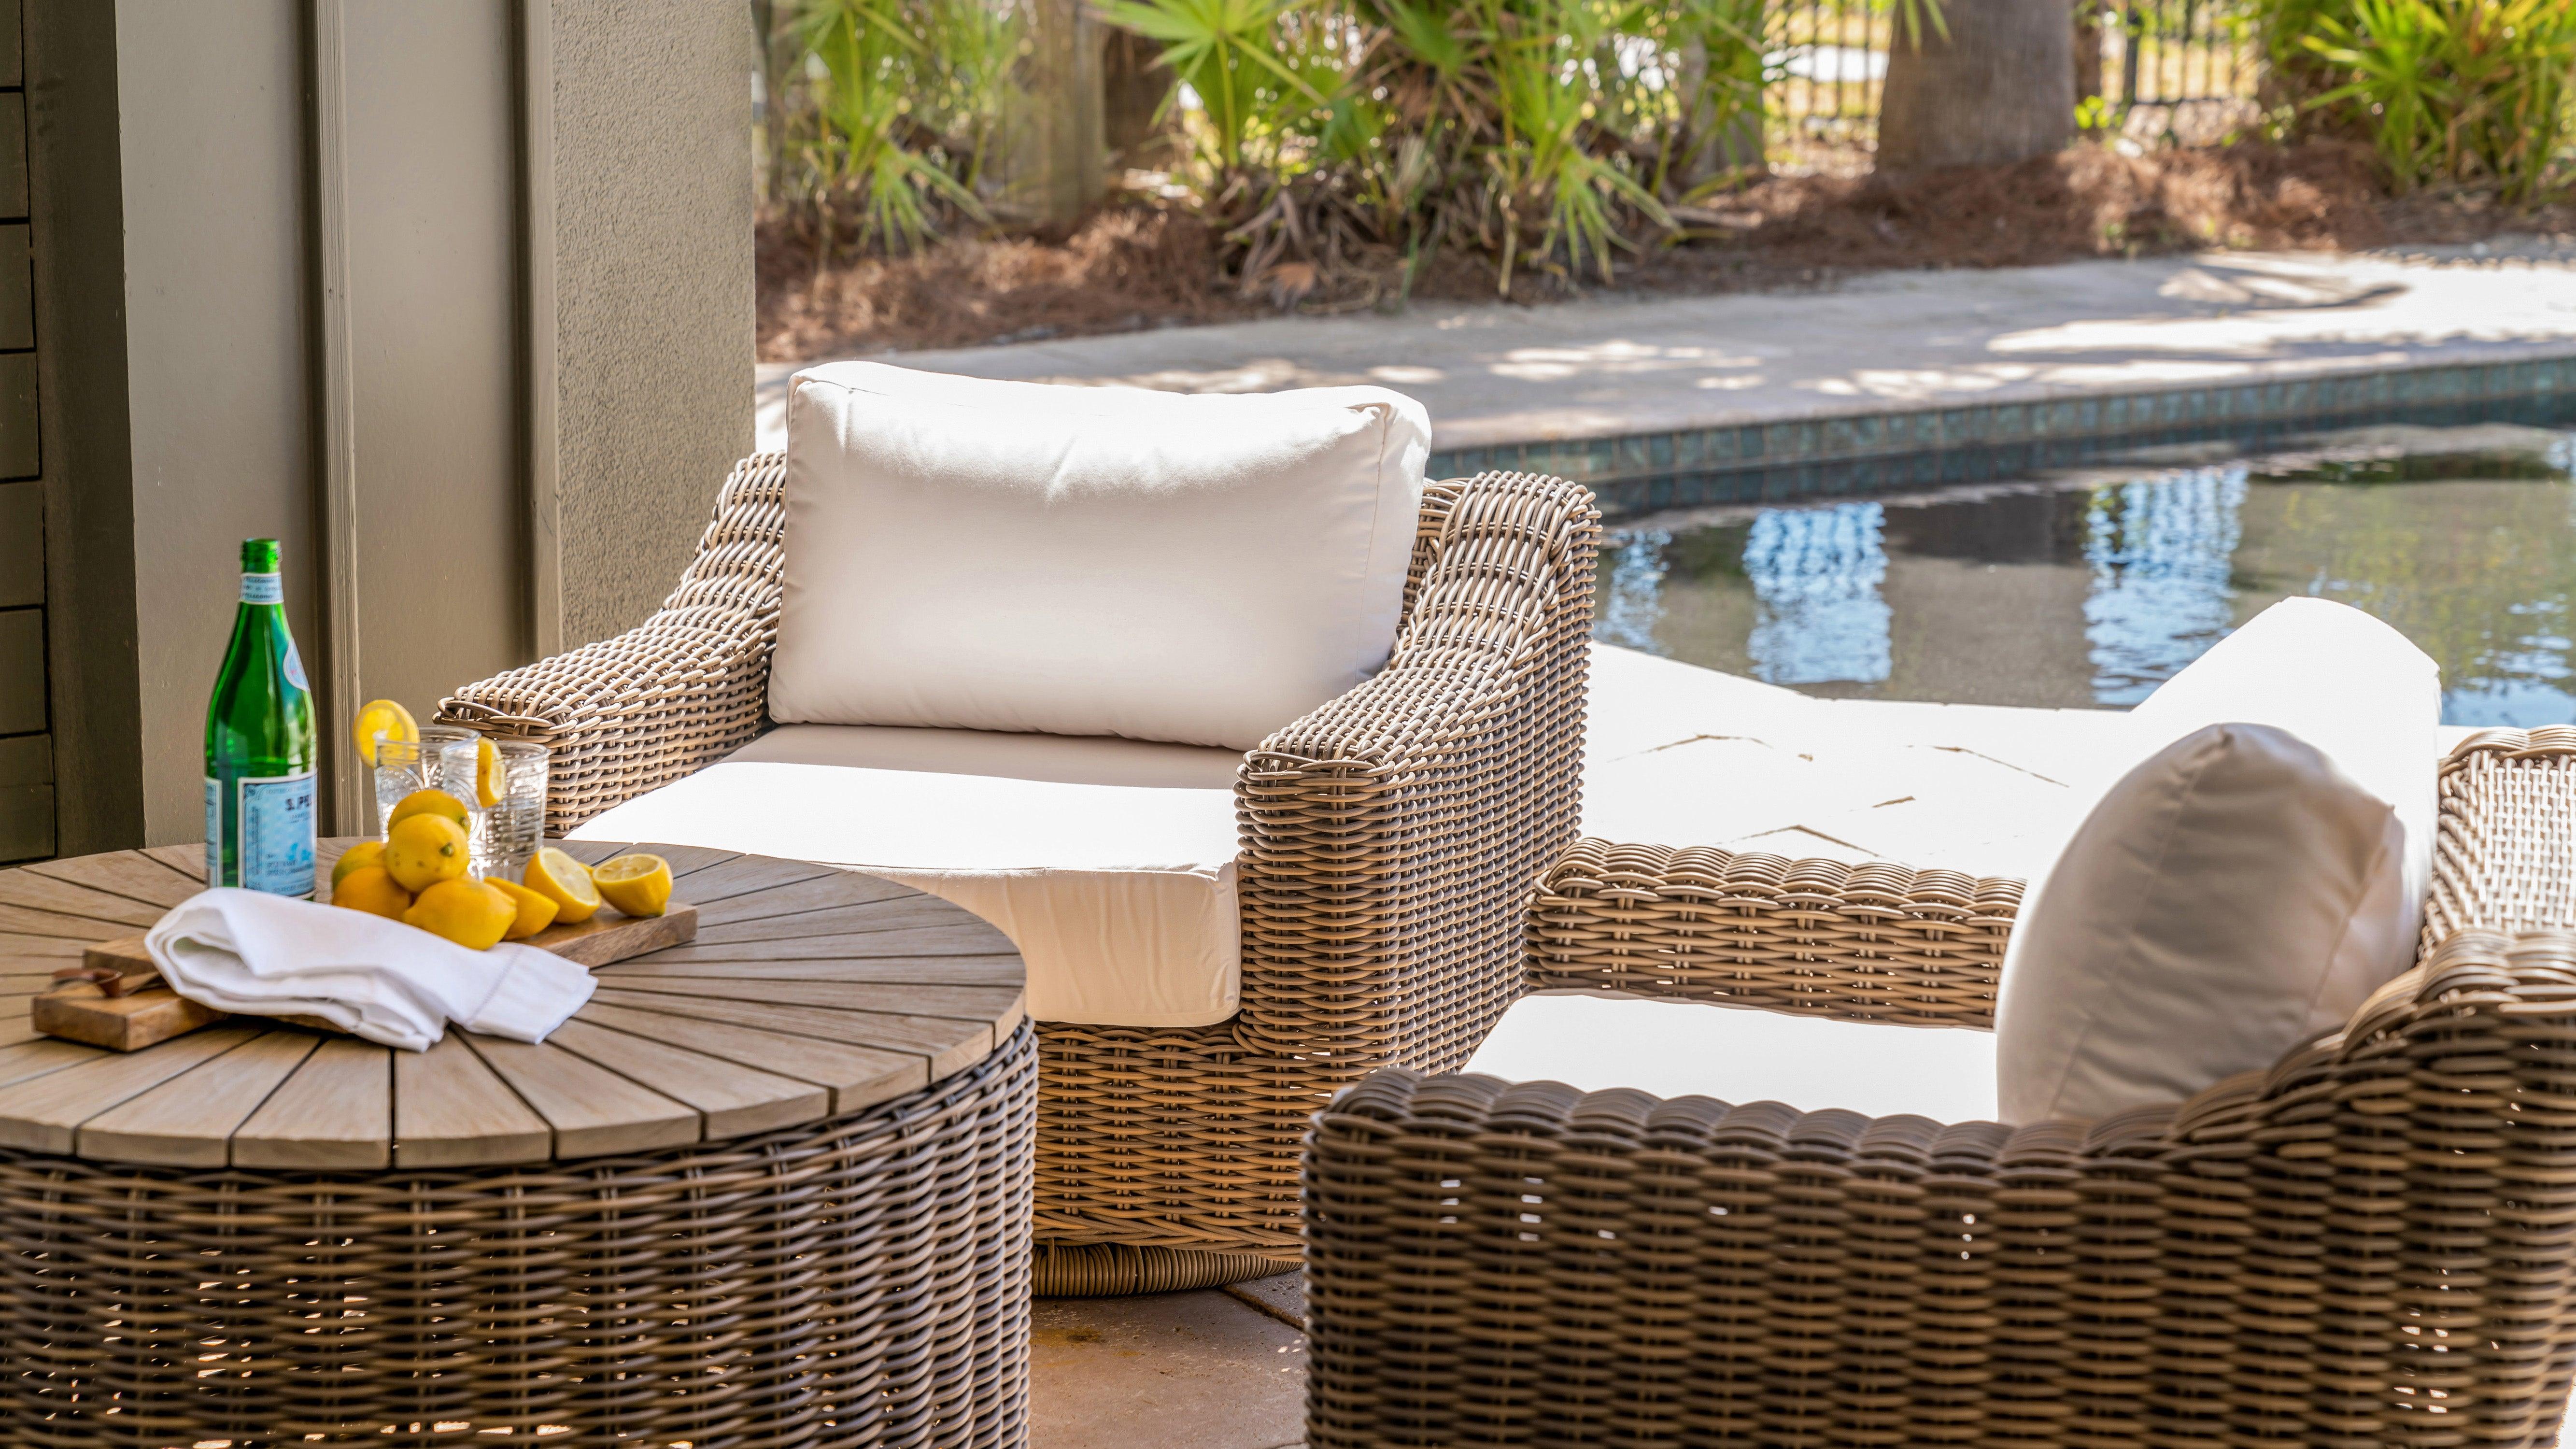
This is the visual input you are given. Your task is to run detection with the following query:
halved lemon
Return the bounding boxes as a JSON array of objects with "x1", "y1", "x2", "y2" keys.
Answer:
[
  {"x1": 474, "y1": 736, "x2": 502, "y2": 808},
  {"x1": 351, "y1": 698, "x2": 417, "y2": 766},
  {"x1": 486, "y1": 878, "x2": 561, "y2": 939},
  {"x1": 593, "y1": 853, "x2": 673, "y2": 918},
  {"x1": 523, "y1": 846, "x2": 602, "y2": 923}
]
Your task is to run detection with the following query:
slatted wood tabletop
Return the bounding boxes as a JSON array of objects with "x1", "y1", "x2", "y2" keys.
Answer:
[{"x1": 0, "y1": 838, "x2": 1025, "y2": 1170}]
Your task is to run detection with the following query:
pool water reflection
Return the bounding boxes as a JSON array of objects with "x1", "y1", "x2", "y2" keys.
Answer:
[{"x1": 1596, "y1": 429, "x2": 2576, "y2": 726}]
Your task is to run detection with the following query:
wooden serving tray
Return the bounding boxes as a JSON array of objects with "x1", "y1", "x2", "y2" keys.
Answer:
[{"x1": 33, "y1": 902, "x2": 696, "y2": 1052}]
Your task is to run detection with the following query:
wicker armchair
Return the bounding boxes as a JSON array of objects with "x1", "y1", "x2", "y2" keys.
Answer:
[
  {"x1": 1304, "y1": 726, "x2": 2576, "y2": 1448},
  {"x1": 442, "y1": 452, "x2": 1602, "y2": 1294}
]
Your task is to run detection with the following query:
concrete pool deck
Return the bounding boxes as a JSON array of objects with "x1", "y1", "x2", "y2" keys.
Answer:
[{"x1": 757, "y1": 239, "x2": 2576, "y2": 512}]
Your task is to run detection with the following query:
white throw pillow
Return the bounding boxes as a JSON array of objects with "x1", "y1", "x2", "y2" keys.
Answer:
[
  {"x1": 771, "y1": 362, "x2": 1430, "y2": 751},
  {"x1": 1994, "y1": 599, "x2": 2438, "y2": 1124}
]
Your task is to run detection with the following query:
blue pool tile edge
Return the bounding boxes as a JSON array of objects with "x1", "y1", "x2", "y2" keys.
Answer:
[{"x1": 1431, "y1": 353, "x2": 2576, "y2": 520}]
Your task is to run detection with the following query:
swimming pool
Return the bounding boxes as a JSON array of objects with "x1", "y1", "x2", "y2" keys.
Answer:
[{"x1": 1594, "y1": 424, "x2": 2576, "y2": 726}]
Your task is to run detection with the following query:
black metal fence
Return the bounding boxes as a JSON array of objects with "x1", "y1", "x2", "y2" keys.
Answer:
[
  {"x1": 2108, "y1": 0, "x2": 2258, "y2": 107},
  {"x1": 1767, "y1": 0, "x2": 2261, "y2": 151}
]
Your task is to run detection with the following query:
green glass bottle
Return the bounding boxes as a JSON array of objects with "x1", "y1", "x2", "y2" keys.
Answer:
[{"x1": 204, "y1": 538, "x2": 319, "y2": 895}]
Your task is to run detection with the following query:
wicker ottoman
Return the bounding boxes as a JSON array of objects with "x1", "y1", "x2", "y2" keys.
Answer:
[{"x1": 0, "y1": 842, "x2": 1036, "y2": 1448}]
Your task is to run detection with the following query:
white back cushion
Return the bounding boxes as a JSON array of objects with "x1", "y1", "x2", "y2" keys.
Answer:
[
  {"x1": 2124, "y1": 596, "x2": 2438, "y2": 941},
  {"x1": 1995, "y1": 599, "x2": 2439, "y2": 1123},
  {"x1": 772, "y1": 362, "x2": 1430, "y2": 750}
]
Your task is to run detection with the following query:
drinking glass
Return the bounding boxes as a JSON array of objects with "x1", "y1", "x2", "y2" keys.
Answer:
[
  {"x1": 373, "y1": 726, "x2": 477, "y2": 840},
  {"x1": 471, "y1": 740, "x2": 549, "y2": 881}
]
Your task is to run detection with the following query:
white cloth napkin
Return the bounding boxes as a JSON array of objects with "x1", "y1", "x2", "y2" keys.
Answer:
[{"x1": 145, "y1": 887, "x2": 595, "y2": 1052}]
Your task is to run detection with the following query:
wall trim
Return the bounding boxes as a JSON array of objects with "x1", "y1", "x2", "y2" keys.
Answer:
[
  {"x1": 305, "y1": 0, "x2": 364, "y2": 834},
  {"x1": 517, "y1": 0, "x2": 560, "y2": 662},
  {"x1": 23, "y1": 0, "x2": 142, "y2": 853}
]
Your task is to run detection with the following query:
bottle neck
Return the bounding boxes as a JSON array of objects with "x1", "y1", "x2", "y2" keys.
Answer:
[{"x1": 240, "y1": 571, "x2": 283, "y2": 607}]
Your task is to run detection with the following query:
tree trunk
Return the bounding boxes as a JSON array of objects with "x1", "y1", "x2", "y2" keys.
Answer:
[
  {"x1": 1018, "y1": 0, "x2": 1106, "y2": 227},
  {"x1": 1877, "y1": 0, "x2": 2076, "y2": 172},
  {"x1": 2073, "y1": 0, "x2": 2104, "y2": 126},
  {"x1": 1102, "y1": 29, "x2": 1171, "y2": 172}
]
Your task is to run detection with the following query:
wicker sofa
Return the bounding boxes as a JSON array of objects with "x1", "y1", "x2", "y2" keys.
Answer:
[
  {"x1": 1302, "y1": 725, "x2": 2576, "y2": 1447},
  {"x1": 440, "y1": 452, "x2": 1602, "y2": 1294}
]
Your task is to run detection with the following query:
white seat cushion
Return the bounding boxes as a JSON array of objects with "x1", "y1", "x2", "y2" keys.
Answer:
[
  {"x1": 773, "y1": 362, "x2": 1430, "y2": 751},
  {"x1": 572, "y1": 724, "x2": 1246, "y2": 1028},
  {"x1": 1465, "y1": 992, "x2": 2000, "y2": 1122}
]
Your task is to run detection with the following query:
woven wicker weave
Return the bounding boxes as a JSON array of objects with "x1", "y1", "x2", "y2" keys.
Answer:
[
  {"x1": 1305, "y1": 726, "x2": 2576, "y2": 1449},
  {"x1": 4, "y1": 1020, "x2": 1034, "y2": 1448},
  {"x1": 1529, "y1": 840, "x2": 2023, "y2": 1026},
  {"x1": 441, "y1": 455, "x2": 1601, "y2": 1291}
]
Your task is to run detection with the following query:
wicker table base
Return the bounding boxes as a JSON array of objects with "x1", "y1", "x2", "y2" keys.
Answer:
[{"x1": 1, "y1": 1022, "x2": 1035, "y2": 1448}]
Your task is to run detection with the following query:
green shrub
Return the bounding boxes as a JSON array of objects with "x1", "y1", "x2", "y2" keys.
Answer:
[
  {"x1": 1102, "y1": 0, "x2": 1771, "y2": 295},
  {"x1": 770, "y1": 0, "x2": 1023, "y2": 257},
  {"x1": 2257, "y1": 0, "x2": 2576, "y2": 200}
]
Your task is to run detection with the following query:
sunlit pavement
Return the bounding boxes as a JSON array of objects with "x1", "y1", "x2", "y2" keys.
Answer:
[{"x1": 759, "y1": 240, "x2": 2576, "y2": 459}]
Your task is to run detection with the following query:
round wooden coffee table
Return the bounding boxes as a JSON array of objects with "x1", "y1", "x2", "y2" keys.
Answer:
[{"x1": 0, "y1": 839, "x2": 1034, "y2": 1447}]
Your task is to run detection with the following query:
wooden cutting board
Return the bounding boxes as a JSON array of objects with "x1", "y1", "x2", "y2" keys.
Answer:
[{"x1": 33, "y1": 903, "x2": 697, "y2": 1052}]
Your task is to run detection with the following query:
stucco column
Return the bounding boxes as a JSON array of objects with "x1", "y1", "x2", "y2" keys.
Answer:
[{"x1": 530, "y1": 0, "x2": 755, "y2": 653}]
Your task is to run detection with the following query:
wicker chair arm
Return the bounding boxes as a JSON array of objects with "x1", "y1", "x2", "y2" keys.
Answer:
[
  {"x1": 1528, "y1": 838, "x2": 2024, "y2": 1028},
  {"x1": 438, "y1": 454, "x2": 786, "y2": 835},
  {"x1": 2424, "y1": 724, "x2": 2576, "y2": 950},
  {"x1": 1231, "y1": 470, "x2": 1600, "y2": 1065},
  {"x1": 1306, "y1": 924, "x2": 2576, "y2": 1448}
]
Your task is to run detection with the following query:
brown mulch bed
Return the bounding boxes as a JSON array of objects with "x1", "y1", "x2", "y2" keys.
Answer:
[
  {"x1": 758, "y1": 207, "x2": 1255, "y2": 361},
  {"x1": 757, "y1": 140, "x2": 2576, "y2": 360}
]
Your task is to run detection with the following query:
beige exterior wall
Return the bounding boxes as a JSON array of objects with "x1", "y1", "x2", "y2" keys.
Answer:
[
  {"x1": 545, "y1": 0, "x2": 755, "y2": 648},
  {"x1": 113, "y1": 0, "x2": 312, "y2": 844},
  {"x1": 95, "y1": 0, "x2": 755, "y2": 845},
  {"x1": 338, "y1": 4, "x2": 527, "y2": 802}
]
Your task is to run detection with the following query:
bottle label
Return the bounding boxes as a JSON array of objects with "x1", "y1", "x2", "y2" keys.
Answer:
[
  {"x1": 241, "y1": 572, "x2": 283, "y2": 605},
  {"x1": 233, "y1": 771, "x2": 317, "y2": 897}
]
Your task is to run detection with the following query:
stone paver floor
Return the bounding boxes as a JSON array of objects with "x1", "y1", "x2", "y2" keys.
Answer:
[{"x1": 1033, "y1": 1275, "x2": 1308, "y2": 1449}]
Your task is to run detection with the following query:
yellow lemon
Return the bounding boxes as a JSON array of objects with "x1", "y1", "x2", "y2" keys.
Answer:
[
  {"x1": 386, "y1": 788, "x2": 470, "y2": 832},
  {"x1": 486, "y1": 878, "x2": 561, "y2": 940},
  {"x1": 385, "y1": 813, "x2": 470, "y2": 893},
  {"x1": 332, "y1": 865, "x2": 412, "y2": 921},
  {"x1": 330, "y1": 839, "x2": 387, "y2": 890},
  {"x1": 593, "y1": 853, "x2": 673, "y2": 918},
  {"x1": 352, "y1": 698, "x2": 417, "y2": 767},
  {"x1": 473, "y1": 737, "x2": 503, "y2": 808},
  {"x1": 405, "y1": 878, "x2": 518, "y2": 951},
  {"x1": 522, "y1": 845, "x2": 602, "y2": 923}
]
